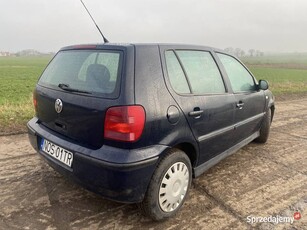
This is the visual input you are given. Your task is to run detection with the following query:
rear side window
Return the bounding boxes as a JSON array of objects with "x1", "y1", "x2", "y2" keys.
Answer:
[
  {"x1": 165, "y1": 51, "x2": 190, "y2": 94},
  {"x1": 39, "y1": 50, "x2": 122, "y2": 98},
  {"x1": 165, "y1": 50, "x2": 225, "y2": 95},
  {"x1": 217, "y1": 53, "x2": 256, "y2": 93},
  {"x1": 176, "y1": 51, "x2": 225, "y2": 94}
]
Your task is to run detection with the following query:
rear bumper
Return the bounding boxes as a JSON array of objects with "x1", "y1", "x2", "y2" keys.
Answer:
[{"x1": 27, "y1": 117, "x2": 167, "y2": 203}]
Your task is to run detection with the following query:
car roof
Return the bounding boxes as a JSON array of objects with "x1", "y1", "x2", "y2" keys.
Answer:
[{"x1": 60, "y1": 43, "x2": 226, "y2": 53}]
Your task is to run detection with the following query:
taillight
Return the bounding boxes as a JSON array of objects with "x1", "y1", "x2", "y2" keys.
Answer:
[
  {"x1": 33, "y1": 91, "x2": 37, "y2": 111},
  {"x1": 104, "y1": 105, "x2": 145, "y2": 142}
]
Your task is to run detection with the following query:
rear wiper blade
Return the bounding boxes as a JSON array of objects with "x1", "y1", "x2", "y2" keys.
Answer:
[{"x1": 58, "y1": 83, "x2": 91, "y2": 94}]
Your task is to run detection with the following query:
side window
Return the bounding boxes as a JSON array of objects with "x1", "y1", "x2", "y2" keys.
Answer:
[
  {"x1": 165, "y1": 51, "x2": 190, "y2": 94},
  {"x1": 217, "y1": 53, "x2": 256, "y2": 93},
  {"x1": 176, "y1": 51, "x2": 225, "y2": 94}
]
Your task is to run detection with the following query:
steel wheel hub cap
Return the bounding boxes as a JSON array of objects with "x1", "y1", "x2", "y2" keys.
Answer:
[{"x1": 159, "y1": 162, "x2": 189, "y2": 212}]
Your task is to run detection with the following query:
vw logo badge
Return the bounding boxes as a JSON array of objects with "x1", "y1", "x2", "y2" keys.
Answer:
[{"x1": 55, "y1": 99, "x2": 63, "y2": 113}]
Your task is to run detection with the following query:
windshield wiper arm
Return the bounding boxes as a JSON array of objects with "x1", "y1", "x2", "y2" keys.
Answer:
[{"x1": 58, "y1": 83, "x2": 91, "y2": 94}]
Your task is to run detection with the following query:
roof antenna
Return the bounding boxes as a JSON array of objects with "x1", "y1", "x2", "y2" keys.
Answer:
[{"x1": 80, "y1": 0, "x2": 109, "y2": 43}]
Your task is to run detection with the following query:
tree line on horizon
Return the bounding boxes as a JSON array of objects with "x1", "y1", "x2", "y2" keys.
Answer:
[{"x1": 224, "y1": 47, "x2": 264, "y2": 57}]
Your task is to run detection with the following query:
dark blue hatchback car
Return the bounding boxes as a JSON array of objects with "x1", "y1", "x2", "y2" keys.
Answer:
[{"x1": 28, "y1": 43, "x2": 275, "y2": 220}]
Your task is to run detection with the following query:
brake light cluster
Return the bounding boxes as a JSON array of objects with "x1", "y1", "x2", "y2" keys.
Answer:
[
  {"x1": 72, "y1": 45, "x2": 97, "y2": 49},
  {"x1": 33, "y1": 91, "x2": 37, "y2": 112},
  {"x1": 104, "y1": 105, "x2": 145, "y2": 142}
]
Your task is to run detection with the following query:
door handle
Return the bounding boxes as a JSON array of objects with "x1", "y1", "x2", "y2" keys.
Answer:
[
  {"x1": 189, "y1": 110, "x2": 204, "y2": 117},
  {"x1": 236, "y1": 101, "x2": 244, "y2": 109}
]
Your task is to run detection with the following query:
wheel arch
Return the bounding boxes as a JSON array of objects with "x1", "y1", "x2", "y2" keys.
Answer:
[
  {"x1": 172, "y1": 142, "x2": 197, "y2": 166},
  {"x1": 157, "y1": 142, "x2": 197, "y2": 179}
]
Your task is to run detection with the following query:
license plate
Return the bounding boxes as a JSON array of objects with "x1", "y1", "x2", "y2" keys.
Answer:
[{"x1": 40, "y1": 139, "x2": 73, "y2": 167}]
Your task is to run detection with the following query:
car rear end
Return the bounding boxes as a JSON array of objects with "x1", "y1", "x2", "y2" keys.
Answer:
[{"x1": 27, "y1": 44, "x2": 162, "y2": 202}]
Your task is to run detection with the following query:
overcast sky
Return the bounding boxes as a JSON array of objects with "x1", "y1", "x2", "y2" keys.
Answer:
[{"x1": 1, "y1": 0, "x2": 307, "y2": 53}]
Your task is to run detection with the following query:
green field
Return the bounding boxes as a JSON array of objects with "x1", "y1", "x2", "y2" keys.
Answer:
[
  {"x1": 0, "y1": 54, "x2": 307, "y2": 134},
  {"x1": 243, "y1": 53, "x2": 307, "y2": 95},
  {"x1": 0, "y1": 56, "x2": 52, "y2": 134},
  {"x1": 249, "y1": 67, "x2": 307, "y2": 95}
]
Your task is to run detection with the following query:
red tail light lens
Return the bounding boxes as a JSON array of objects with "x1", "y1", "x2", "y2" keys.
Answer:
[
  {"x1": 33, "y1": 91, "x2": 37, "y2": 111},
  {"x1": 104, "y1": 105, "x2": 145, "y2": 142}
]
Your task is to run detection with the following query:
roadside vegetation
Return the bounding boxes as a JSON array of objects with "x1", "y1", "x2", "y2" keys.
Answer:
[{"x1": 0, "y1": 53, "x2": 306, "y2": 134}]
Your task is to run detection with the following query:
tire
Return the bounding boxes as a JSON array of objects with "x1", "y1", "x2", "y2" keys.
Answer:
[
  {"x1": 139, "y1": 149, "x2": 192, "y2": 221},
  {"x1": 255, "y1": 109, "x2": 272, "y2": 143}
]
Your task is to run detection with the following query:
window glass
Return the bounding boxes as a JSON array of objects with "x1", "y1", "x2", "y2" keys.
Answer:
[
  {"x1": 165, "y1": 51, "x2": 190, "y2": 94},
  {"x1": 217, "y1": 53, "x2": 256, "y2": 92},
  {"x1": 176, "y1": 51, "x2": 225, "y2": 94},
  {"x1": 39, "y1": 50, "x2": 121, "y2": 98}
]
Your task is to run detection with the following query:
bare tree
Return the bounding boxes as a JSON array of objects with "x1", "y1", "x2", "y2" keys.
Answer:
[
  {"x1": 256, "y1": 50, "x2": 261, "y2": 57},
  {"x1": 234, "y1": 48, "x2": 242, "y2": 57},
  {"x1": 224, "y1": 47, "x2": 234, "y2": 55},
  {"x1": 248, "y1": 49, "x2": 255, "y2": 57}
]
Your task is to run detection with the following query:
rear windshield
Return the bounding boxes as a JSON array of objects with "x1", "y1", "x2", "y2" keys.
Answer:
[{"x1": 38, "y1": 50, "x2": 123, "y2": 98}]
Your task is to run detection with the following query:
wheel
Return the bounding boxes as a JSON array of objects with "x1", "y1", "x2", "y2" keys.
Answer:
[
  {"x1": 255, "y1": 109, "x2": 272, "y2": 143},
  {"x1": 139, "y1": 149, "x2": 192, "y2": 221}
]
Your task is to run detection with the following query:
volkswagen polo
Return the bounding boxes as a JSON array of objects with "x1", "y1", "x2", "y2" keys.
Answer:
[{"x1": 28, "y1": 43, "x2": 275, "y2": 220}]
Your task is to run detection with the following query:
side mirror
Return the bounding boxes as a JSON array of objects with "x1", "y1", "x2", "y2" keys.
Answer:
[{"x1": 258, "y1": 80, "x2": 269, "y2": 90}]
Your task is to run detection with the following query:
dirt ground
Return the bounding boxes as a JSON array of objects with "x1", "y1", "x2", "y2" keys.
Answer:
[{"x1": 0, "y1": 98, "x2": 306, "y2": 230}]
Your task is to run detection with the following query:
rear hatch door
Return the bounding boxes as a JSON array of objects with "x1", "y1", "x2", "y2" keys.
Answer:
[{"x1": 35, "y1": 47, "x2": 125, "y2": 149}]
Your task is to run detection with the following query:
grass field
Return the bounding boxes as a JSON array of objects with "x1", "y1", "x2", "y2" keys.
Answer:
[
  {"x1": 0, "y1": 54, "x2": 306, "y2": 134},
  {"x1": 243, "y1": 53, "x2": 307, "y2": 95},
  {"x1": 249, "y1": 67, "x2": 307, "y2": 95},
  {"x1": 0, "y1": 56, "x2": 52, "y2": 134}
]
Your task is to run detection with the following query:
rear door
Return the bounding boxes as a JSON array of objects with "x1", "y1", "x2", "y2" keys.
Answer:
[
  {"x1": 35, "y1": 48, "x2": 128, "y2": 149},
  {"x1": 162, "y1": 48, "x2": 236, "y2": 164},
  {"x1": 216, "y1": 53, "x2": 266, "y2": 143}
]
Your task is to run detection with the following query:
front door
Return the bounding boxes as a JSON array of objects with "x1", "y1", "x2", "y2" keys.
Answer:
[{"x1": 216, "y1": 53, "x2": 266, "y2": 143}]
